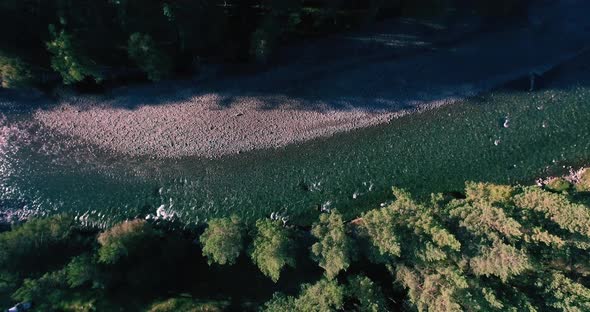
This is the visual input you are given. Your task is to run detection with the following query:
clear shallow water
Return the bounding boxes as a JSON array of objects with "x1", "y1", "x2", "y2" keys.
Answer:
[{"x1": 1, "y1": 81, "x2": 589, "y2": 228}]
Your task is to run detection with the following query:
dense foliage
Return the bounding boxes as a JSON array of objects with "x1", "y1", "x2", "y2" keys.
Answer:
[
  {"x1": 0, "y1": 53, "x2": 33, "y2": 88},
  {"x1": 249, "y1": 219, "x2": 296, "y2": 282},
  {"x1": 0, "y1": 0, "x2": 531, "y2": 88},
  {"x1": 311, "y1": 210, "x2": 355, "y2": 279},
  {"x1": 266, "y1": 278, "x2": 345, "y2": 312},
  {"x1": 355, "y1": 183, "x2": 590, "y2": 311},
  {"x1": 1, "y1": 171, "x2": 589, "y2": 311},
  {"x1": 97, "y1": 219, "x2": 159, "y2": 264},
  {"x1": 199, "y1": 215, "x2": 244, "y2": 265},
  {"x1": 46, "y1": 26, "x2": 102, "y2": 84},
  {"x1": 0, "y1": 215, "x2": 76, "y2": 276}
]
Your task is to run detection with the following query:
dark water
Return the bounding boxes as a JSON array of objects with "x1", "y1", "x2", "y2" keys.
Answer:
[{"x1": 1, "y1": 81, "x2": 589, "y2": 228}]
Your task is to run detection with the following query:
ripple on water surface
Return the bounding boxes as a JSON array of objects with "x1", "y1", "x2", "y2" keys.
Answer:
[{"x1": 1, "y1": 84, "x2": 590, "y2": 227}]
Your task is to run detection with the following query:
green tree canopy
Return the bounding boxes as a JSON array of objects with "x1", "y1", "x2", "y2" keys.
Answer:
[
  {"x1": 361, "y1": 188, "x2": 460, "y2": 264},
  {"x1": 64, "y1": 254, "x2": 99, "y2": 288},
  {"x1": 262, "y1": 293, "x2": 298, "y2": 312},
  {"x1": 263, "y1": 278, "x2": 345, "y2": 312},
  {"x1": 46, "y1": 26, "x2": 102, "y2": 84},
  {"x1": 199, "y1": 215, "x2": 244, "y2": 265},
  {"x1": 358, "y1": 183, "x2": 590, "y2": 311},
  {"x1": 0, "y1": 53, "x2": 33, "y2": 88},
  {"x1": 345, "y1": 275, "x2": 388, "y2": 312},
  {"x1": 0, "y1": 215, "x2": 73, "y2": 275},
  {"x1": 514, "y1": 186, "x2": 590, "y2": 238},
  {"x1": 296, "y1": 278, "x2": 345, "y2": 312},
  {"x1": 249, "y1": 219, "x2": 296, "y2": 282},
  {"x1": 3, "y1": 176, "x2": 590, "y2": 312},
  {"x1": 311, "y1": 210, "x2": 355, "y2": 279},
  {"x1": 97, "y1": 219, "x2": 159, "y2": 264}
]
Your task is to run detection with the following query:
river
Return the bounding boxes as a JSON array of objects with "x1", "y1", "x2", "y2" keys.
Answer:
[{"x1": 1, "y1": 68, "x2": 589, "y2": 228}]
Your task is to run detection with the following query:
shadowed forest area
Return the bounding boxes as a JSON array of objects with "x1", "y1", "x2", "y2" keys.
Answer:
[{"x1": 0, "y1": 0, "x2": 530, "y2": 90}]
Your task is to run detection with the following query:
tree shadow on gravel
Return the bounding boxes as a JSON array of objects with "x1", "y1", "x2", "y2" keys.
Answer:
[{"x1": 3, "y1": 0, "x2": 590, "y2": 115}]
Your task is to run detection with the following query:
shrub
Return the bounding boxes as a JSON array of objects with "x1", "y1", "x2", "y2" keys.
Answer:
[{"x1": 127, "y1": 33, "x2": 172, "y2": 81}]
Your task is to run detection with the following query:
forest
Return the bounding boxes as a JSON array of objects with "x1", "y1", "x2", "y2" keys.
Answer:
[
  {"x1": 2, "y1": 170, "x2": 589, "y2": 311},
  {"x1": 5, "y1": 1, "x2": 586, "y2": 311},
  {"x1": 0, "y1": 0, "x2": 530, "y2": 89}
]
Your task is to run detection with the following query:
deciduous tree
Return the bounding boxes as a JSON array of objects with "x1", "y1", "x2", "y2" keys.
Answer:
[
  {"x1": 199, "y1": 215, "x2": 244, "y2": 265},
  {"x1": 249, "y1": 219, "x2": 296, "y2": 282},
  {"x1": 47, "y1": 26, "x2": 102, "y2": 84},
  {"x1": 97, "y1": 219, "x2": 159, "y2": 264}
]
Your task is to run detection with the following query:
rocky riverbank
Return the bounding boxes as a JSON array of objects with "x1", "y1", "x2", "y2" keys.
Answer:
[{"x1": 33, "y1": 0, "x2": 590, "y2": 158}]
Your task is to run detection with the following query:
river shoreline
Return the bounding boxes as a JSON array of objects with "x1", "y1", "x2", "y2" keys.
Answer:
[
  {"x1": 26, "y1": 1, "x2": 590, "y2": 158},
  {"x1": 1, "y1": 50, "x2": 590, "y2": 227}
]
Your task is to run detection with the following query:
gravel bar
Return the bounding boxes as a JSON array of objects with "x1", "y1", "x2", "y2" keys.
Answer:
[{"x1": 34, "y1": 0, "x2": 590, "y2": 158}]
